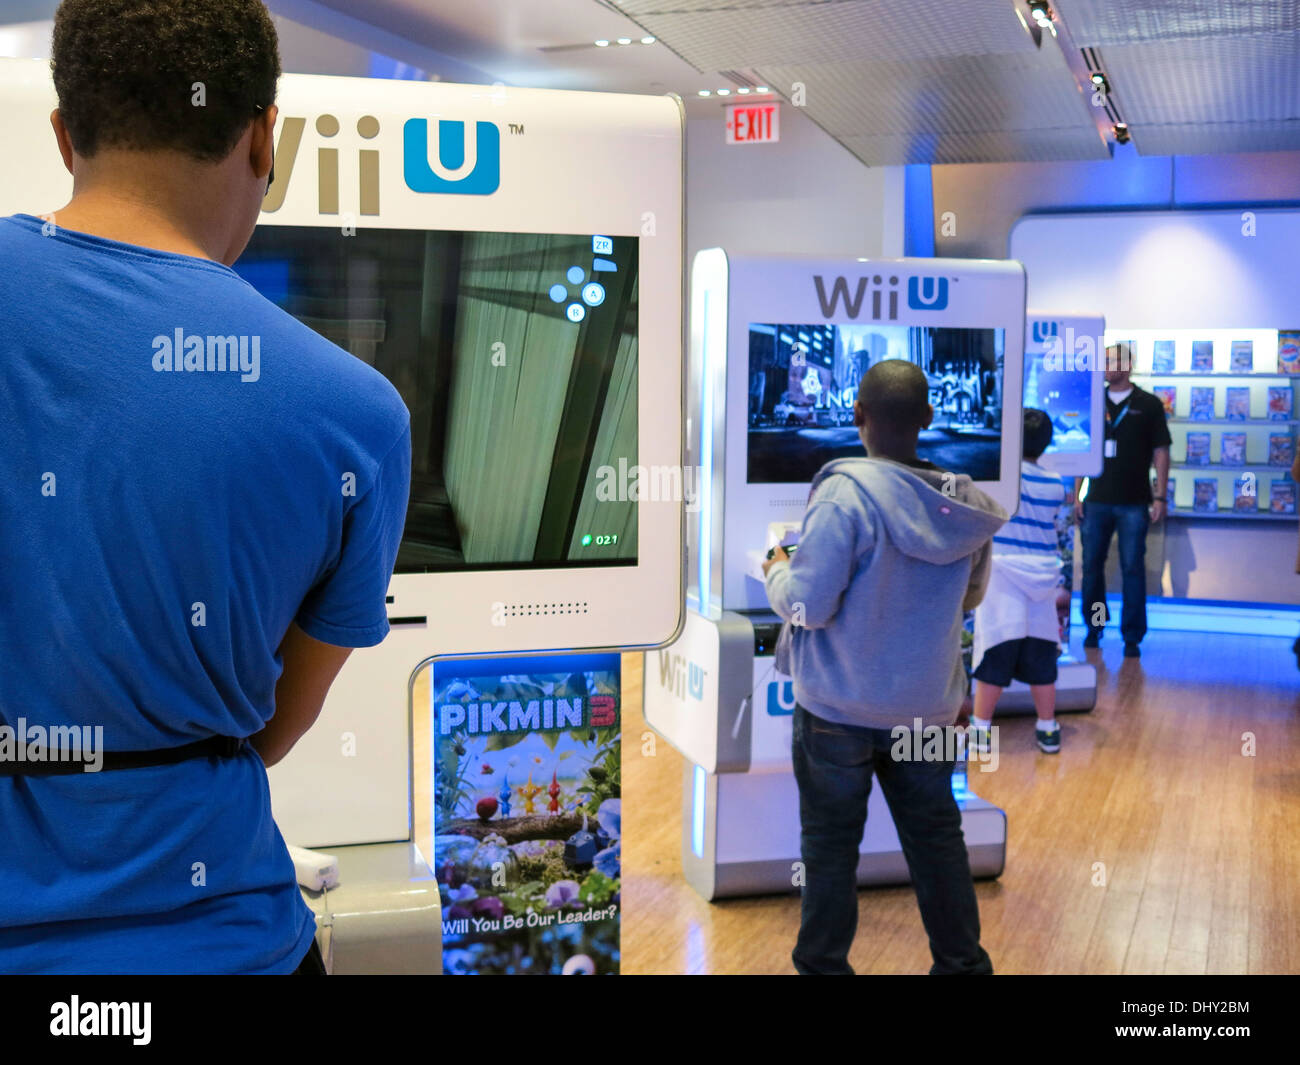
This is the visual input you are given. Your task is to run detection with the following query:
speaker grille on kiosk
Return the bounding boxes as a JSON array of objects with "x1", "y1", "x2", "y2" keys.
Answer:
[
  {"x1": 504, "y1": 602, "x2": 590, "y2": 618},
  {"x1": 771, "y1": 498, "x2": 807, "y2": 508}
]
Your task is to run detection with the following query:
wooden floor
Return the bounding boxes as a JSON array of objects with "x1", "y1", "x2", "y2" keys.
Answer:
[{"x1": 618, "y1": 630, "x2": 1300, "y2": 975}]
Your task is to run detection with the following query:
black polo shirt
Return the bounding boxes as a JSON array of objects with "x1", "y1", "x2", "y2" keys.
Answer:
[{"x1": 1085, "y1": 384, "x2": 1172, "y2": 505}]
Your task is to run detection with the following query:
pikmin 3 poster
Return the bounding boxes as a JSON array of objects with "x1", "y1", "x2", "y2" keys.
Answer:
[{"x1": 432, "y1": 653, "x2": 621, "y2": 975}]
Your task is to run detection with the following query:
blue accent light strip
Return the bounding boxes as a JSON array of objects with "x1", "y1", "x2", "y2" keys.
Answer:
[
  {"x1": 692, "y1": 765, "x2": 706, "y2": 858},
  {"x1": 903, "y1": 164, "x2": 936, "y2": 258},
  {"x1": 1069, "y1": 594, "x2": 1300, "y2": 636}
]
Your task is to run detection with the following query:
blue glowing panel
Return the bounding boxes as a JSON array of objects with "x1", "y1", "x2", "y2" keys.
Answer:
[
  {"x1": 1024, "y1": 354, "x2": 1093, "y2": 457},
  {"x1": 231, "y1": 258, "x2": 290, "y2": 306}
]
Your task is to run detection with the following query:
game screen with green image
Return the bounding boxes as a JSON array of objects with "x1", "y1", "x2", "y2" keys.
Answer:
[{"x1": 235, "y1": 227, "x2": 638, "y2": 571}]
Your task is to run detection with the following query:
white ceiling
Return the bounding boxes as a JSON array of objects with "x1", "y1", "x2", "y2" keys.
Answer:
[{"x1": 7, "y1": 0, "x2": 1298, "y2": 164}]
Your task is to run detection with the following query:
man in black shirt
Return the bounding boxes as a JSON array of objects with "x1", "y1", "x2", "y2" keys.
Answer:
[{"x1": 1073, "y1": 343, "x2": 1172, "y2": 657}]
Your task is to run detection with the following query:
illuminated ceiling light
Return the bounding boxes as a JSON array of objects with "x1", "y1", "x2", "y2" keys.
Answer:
[
  {"x1": 1113, "y1": 122, "x2": 1130, "y2": 143},
  {"x1": 641, "y1": 36, "x2": 656, "y2": 44},
  {"x1": 698, "y1": 89, "x2": 712, "y2": 97},
  {"x1": 595, "y1": 39, "x2": 609, "y2": 46},
  {"x1": 717, "y1": 88, "x2": 731, "y2": 96},
  {"x1": 616, "y1": 37, "x2": 632, "y2": 45},
  {"x1": 737, "y1": 86, "x2": 751, "y2": 94},
  {"x1": 755, "y1": 85, "x2": 769, "y2": 93}
]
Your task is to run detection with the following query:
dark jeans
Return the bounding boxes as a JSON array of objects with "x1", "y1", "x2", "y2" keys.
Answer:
[
  {"x1": 293, "y1": 938, "x2": 327, "y2": 975},
  {"x1": 1080, "y1": 501, "x2": 1150, "y2": 645},
  {"x1": 790, "y1": 705, "x2": 992, "y2": 975}
]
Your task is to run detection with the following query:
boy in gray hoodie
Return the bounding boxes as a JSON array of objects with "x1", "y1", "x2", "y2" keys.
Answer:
[{"x1": 763, "y1": 359, "x2": 1006, "y2": 975}]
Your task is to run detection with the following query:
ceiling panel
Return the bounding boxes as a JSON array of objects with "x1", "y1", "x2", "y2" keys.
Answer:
[
  {"x1": 839, "y1": 125, "x2": 1108, "y2": 166},
  {"x1": 1052, "y1": 0, "x2": 1300, "y2": 46},
  {"x1": 609, "y1": 0, "x2": 1104, "y2": 164},
  {"x1": 1130, "y1": 121, "x2": 1300, "y2": 157},
  {"x1": 610, "y1": 0, "x2": 1037, "y2": 70},
  {"x1": 1100, "y1": 35, "x2": 1300, "y2": 125},
  {"x1": 756, "y1": 51, "x2": 1095, "y2": 137}
]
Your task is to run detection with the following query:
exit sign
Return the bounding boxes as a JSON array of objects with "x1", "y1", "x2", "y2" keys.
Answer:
[{"x1": 725, "y1": 101, "x2": 779, "y2": 145}]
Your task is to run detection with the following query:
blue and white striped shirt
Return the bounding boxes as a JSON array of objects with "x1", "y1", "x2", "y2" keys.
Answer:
[{"x1": 993, "y1": 460, "x2": 1067, "y2": 557}]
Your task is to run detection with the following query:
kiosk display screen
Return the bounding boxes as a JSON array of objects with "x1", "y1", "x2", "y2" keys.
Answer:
[
  {"x1": 1022, "y1": 355, "x2": 1092, "y2": 458},
  {"x1": 235, "y1": 227, "x2": 639, "y2": 572},
  {"x1": 746, "y1": 322, "x2": 1005, "y2": 483}
]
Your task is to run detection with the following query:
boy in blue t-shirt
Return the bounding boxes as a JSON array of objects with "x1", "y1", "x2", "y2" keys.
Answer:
[
  {"x1": 970, "y1": 409, "x2": 1070, "y2": 753},
  {"x1": 0, "y1": 0, "x2": 410, "y2": 974}
]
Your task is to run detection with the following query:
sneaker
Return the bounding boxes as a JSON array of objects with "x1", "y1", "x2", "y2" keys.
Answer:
[
  {"x1": 1124, "y1": 642, "x2": 1141, "y2": 658},
  {"x1": 968, "y1": 725, "x2": 993, "y2": 755},
  {"x1": 1083, "y1": 632, "x2": 1101, "y2": 648},
  {"x1": 1036, "y1": 723, "x2": 1061, "y2": 753}
]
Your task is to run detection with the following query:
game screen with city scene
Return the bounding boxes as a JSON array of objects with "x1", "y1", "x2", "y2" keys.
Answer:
[
  {"x1": 235, "y1": 227, "x2": 638, "y2": 572},
  {"x1": 746, "y1": 323, "x2": 1005, "y2": 483},
  {"x1": 1023, "y1": 353, "x2": 1092, "y2": 456}
]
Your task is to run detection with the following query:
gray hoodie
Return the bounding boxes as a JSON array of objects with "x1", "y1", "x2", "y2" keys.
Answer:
[{"x1": 765, "y1": 456, "x2": 1008, "y2": 731}]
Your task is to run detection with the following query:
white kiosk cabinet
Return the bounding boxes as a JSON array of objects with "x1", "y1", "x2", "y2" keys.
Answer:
[{"x1": 647, "y1": 251, "x2": 1029, "y2": 900}]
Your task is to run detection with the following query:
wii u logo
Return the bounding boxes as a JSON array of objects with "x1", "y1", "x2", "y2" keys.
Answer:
[
  {"x1": 404, "y1": 119, "x2": 500, "y2": 196},
  {"x1": 262, "y1": 115, "x2": 501, "y2": 216},
  {"x1": 658, "y1": 651, "x2": 705, "y2": 702},
  {"x1": 812, "y1": 274, "x2": 950, "y2": 320},
  {"x1": 766, "y1": 679, "x2": 795, "y2": 716},
  {"x1": 263, "y1": 114, "x2": 382, "y2": 216},
  {"x1": 1032, "y1": 320, "x2": 1060, "y2": 343}
]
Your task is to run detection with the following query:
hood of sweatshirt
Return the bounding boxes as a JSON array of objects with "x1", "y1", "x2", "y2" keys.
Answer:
[{"x1": 810, "y1": 456, "x2": 1008, "y2": 565}]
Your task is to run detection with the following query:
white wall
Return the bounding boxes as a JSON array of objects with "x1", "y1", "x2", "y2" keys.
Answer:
[
  {"x1": 1012, "y1": 209, "x2": 1300, "y2": 606},
  {"x1": 685, "y1": 108, "x2": 886, "y2": 268}
]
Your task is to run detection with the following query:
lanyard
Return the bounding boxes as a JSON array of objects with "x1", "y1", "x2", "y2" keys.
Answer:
[{"x1": 1107, "y1": 396, "x2": 1132, "y2": 434}]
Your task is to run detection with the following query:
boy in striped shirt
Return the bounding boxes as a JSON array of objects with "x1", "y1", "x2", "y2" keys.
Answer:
[{"x1": 970, "y1": 409, "x2": 1069, "y2": 753}]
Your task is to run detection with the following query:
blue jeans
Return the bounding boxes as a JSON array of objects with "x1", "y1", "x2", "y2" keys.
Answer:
[
  {"x1": 790, "y1": 705, "x2": 993, "y2": 975},
  {"x1": 1080, "y1": 501, "x2": 1150, "y2": 645}
]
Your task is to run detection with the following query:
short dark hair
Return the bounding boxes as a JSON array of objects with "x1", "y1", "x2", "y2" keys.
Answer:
[
  {"x1": 1023, "y1": 407, "x2": 1053, "y2": 460},
  {"x1": 52, "y1": 0, "x2": 280, "y2": 162},
  {"x1": 858, "y1": 359, "x2": 930, "y2": 433}
]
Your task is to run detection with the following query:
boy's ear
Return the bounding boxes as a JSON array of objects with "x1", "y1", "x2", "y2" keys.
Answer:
[
  {"x1": 853, "y1": 399, "x2": 865, "y2": 428},
  {"x1": 922, "y1": 403, "x2": 934, "y2": 430}
]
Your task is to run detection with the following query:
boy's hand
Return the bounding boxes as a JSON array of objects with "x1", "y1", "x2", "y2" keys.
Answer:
[{"x1": 762, "y1": 545, "x2": 790, "y2": 576}]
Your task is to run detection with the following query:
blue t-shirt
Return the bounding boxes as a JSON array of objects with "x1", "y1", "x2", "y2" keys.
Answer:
[{"x1": 0, "y1": 214, "x2": 411, "y2": 974}]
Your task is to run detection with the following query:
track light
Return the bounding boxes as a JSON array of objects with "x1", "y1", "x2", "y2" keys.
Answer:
[{"x1": 1113, "y1": 122, "x2": 1130, "y2": 144}]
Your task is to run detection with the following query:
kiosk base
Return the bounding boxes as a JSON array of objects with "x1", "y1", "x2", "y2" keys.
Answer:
[
  {"x1": 298, "y1": 841, "x2": 441, "y2": 975},
  {"x1": 995, "y1": 654, "x2": 1097, "y2": 714},
  {"x1": 645, "y1": 608, "x2": 1022, "y2": 902},
  {"x1": 679, "y1": 763, "x2": 1006, "y2": 901}
]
